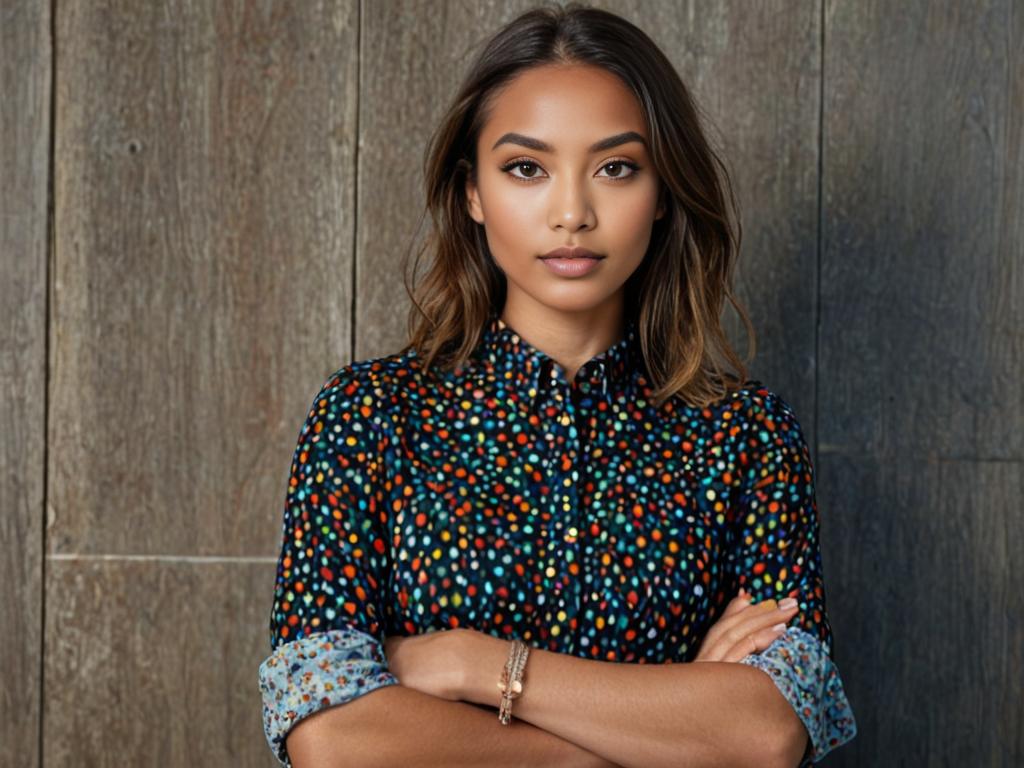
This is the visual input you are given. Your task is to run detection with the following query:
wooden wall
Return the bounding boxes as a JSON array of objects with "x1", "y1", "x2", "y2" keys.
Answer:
[{"x1": 1, "y1": 1, "x2": 1019, "y2": 765}]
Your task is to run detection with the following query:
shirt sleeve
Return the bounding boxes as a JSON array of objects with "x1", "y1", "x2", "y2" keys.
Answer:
[
  {"x1": 724, "y1": 386, "x2": 857, "y2": 765},
  {"x1": 258, "y1": 366, "x2": 400, "y2": 767}
]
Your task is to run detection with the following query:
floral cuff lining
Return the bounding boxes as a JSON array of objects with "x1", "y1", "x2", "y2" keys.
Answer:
[
  {"x1": 738, "y1": 626, "x2": 858, "y2": 764},
  {"x1": 258, "y1": 627, "x2": 400, "y2": 767}
]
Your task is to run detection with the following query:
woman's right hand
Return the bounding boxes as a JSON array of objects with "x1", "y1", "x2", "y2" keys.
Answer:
[{"x1": 693, "y1": 587, "x2": 800, "y2": 663}]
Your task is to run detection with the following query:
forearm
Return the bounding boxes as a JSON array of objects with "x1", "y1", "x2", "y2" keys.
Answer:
[
  {"x1": 463, "y1": 638, "x2": 806, "y2": 768},
  {"x1": 288, "y1": 683, "x2": 625, "y2": 768}
]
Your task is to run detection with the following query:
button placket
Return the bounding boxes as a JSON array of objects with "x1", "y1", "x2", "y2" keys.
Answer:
[
  {"x1": 543, "y1": 359, "x2": 585, "y2": 650},
  {"x1": 560, "y1": 371, "x2": 597, "y2": 654}
]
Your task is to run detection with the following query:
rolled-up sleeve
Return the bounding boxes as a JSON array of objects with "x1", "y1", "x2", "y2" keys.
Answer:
[
  {"x1": 258, "y1": 366, "x2": 400, "y2": 767},
  {"x1": 726, "y1": 386, "x2": 857, "y2": 764},
  {"x1": 738, "y1": 627, "x2": 856, "y2": 766}
]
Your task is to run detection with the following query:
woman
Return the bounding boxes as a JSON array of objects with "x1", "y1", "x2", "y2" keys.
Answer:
[{"x1": 259, "y1": 4, "x2": 857, "y2": 767}]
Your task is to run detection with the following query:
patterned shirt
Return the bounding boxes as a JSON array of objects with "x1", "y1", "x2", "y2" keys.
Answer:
[{"x1": 258, "y1": 314, "x2": 858, "y2": 766}]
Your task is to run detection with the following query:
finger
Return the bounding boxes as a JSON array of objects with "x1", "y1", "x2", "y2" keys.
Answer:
[
  {"x1": 705, "y1": 600, "x2": 792, "y2": 655},
  {"x1": 721, "y1": 588, "x2": 754, "y2": 617},
  {"x1": 720, "y1": 623, "x2": 789, "y2": 663},
  {"x1": 704, "y1": 591, "x2": 754, "y2": 647},
  {"x1": 698, "y1": 619, "x2": 788, "y2": 664},
  {"x1": 720, "y1": 600, "x2": 800, "y2": 650},
  {"x1": 697, "y1": 597, "x2": 777, "y2": 661},
  {"x1": 710, "y1": 596, "x2": 782, "y2": 638}
]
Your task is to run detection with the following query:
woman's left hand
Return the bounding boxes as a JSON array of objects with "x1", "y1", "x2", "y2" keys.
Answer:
[{"x1": 383, "y1": 628, "x2": 473, "y2": 702}]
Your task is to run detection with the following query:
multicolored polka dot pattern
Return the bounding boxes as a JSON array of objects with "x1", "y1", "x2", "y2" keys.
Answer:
[{"x1": 258, "y1": 313, "x2": 857, "y2": 765}]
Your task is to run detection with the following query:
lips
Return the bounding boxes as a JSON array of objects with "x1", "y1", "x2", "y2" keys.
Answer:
[{"x1": 540, "y1": 246, "x2": 603, "y2": 260}]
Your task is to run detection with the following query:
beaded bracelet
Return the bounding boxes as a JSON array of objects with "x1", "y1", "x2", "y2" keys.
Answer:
[{"x1": 497, "y1": 638, "x2": 530, "y2": 725}]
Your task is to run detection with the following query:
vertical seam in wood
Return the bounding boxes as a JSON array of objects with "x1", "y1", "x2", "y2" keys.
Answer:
[
  {"x1": 351, "y1": 0, "x2": 363, "y2": 362},
  {"x1": 815, "y1": 0, "x2": 826, "y2": 462},
  {"x1": 42, "y1": 0, "x2": 57, "y2": 765}
]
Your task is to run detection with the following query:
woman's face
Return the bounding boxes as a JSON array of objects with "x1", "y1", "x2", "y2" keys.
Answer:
[{"x1": 466, "y1": 63, "x2": 664, "y2": 320}]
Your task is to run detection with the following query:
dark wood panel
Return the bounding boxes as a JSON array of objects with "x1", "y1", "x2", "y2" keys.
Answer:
[
  {"x1": 0, "y1": 1, "x2": 51, "y2": 765},
  {"x1": 817, "y1": 452, "x2": 1022, "y2": 765},
  {"x1": 44, "y1": 557, "x2": 278, "y2": 766},
  {"x1": 821, "y1": 0, "x2": 1022, "y2": 459},
  {"x1": 822, "y1": 0, "x2": 1023, "y2": 764},
  {"x1": 50, "y1": 1, "x2": 360, "y2": 556}
]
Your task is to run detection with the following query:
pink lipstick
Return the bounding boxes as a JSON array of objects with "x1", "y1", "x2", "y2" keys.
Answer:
[{"x1": 539, "y1": 245, "x2": 604, "y2": 277}]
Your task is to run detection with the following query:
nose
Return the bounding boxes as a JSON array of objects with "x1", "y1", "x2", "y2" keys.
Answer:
[{"x1": 548, "y1": 174, "x2": 596, "y2": 232}]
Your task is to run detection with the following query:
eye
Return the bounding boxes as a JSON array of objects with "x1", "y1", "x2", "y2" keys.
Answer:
[
  {"x1": 499, "y1": 158, "x2": 547, "y2": 182},
  {"x1": 498, "y1": 157, "x2": 643, "y2": 184},
  {"x1": 597, "y1": 160, "x2": 641, "y2": 180}
]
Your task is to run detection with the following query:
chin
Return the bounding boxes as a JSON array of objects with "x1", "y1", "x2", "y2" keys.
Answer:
[{"x1": 541, "y1": 290, "x2": 618, "y2": 313}]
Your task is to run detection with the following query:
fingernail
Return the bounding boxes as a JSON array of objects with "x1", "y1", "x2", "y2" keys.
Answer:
[
  {"x1": 771, "y1": 623, "x2": 786, "y2": 632},
  {"x1": 778, "y1": 597, "x2": 798, "y2": 610}
]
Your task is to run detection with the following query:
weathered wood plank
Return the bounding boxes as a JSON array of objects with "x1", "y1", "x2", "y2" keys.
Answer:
[
  {"x1": 44, "y1": 558, "x2": 276, "y2": 766},
  {"x1": 822, "y1": 0, "x2": 1023, "y2": 764},
  {"x1": 0, "y1": 1, "x2": 52, "y2": 765},
  {"x1": 49, "y1": 1, "x2": 360, "y2": 763},
  {"x1": 50, "y1": 1, "x2": 360, "y2": 557},
  {"x1": 817, "y1": 454, "x2": 1022, "y2": 764}
]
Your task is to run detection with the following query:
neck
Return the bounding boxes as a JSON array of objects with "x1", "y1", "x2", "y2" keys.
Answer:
[{"x1": 498, "y1": 292, "x2": 626, "y2": 383}]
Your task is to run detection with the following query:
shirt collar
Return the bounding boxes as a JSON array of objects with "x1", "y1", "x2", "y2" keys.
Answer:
[{"x1": 475, "y1": 313, "x2": 639, "y2": 403}]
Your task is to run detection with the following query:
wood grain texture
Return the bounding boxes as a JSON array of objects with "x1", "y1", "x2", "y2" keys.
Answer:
[
  {"x1": 46, "y1": 1, "x2": 359, "y2": 764},
  {"x1": 50, "y1": 0, "x2": 359, "y2": 557},
  {"x1": 821, "y1": 0, "x2": 1022, "y2": 459},
  {"x1": 0, "y1": 1, "x2": 51, "y2": 765},
  {"x1": 44, "y1": 557, "x2": 275, "y2": 767},
  {"x1": 817, "y1": 455, "x2": 1023, "y2": 765},
  {"x1": 821, "y1": 0, "x2": 1023, "y2": 764}
]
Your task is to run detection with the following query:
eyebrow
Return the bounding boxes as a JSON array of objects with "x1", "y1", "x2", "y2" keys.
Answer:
[{"x1": 490, "y1": 130, "x2": 648, "y2": 154}]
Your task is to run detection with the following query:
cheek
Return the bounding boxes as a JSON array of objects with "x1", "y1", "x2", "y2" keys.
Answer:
[
  {"x1": 476, "y1": 183, "x2": 547, "y2": 269},
  {"x1": 597, "y1": 194, "x2": 659, "y2": 277},
  {"x1": 475, "y1": 181, "x2": 533, "y2": 243},
  {"x1": 604, "y1": 185, "x2": 660, "y2": 237}
]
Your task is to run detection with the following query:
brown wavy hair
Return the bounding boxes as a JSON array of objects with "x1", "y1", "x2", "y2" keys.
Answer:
[{"x1": 401, "y1": 1, "x2": 755, "y2": 410}]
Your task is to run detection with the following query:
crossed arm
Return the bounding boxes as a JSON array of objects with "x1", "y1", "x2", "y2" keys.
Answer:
[
  {"x1": 285, "y1": 629, "x2": 807, "y2": 768},
  {"x1": 286, "y1": 684, "x2": 622, "y2": 768},
  {"x1": 453, "y1": 630, "x2": 808, "y2": 768}
]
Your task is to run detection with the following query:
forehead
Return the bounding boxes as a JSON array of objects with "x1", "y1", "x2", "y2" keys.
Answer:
[{"x1": 480, "y1": 64, "x2": 648, "y2": 151}]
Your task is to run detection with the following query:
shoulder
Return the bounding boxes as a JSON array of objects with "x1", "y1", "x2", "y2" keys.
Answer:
[
  {"x1": 307, "y1": 343, "x2": 444, "y2": 415},
  {"x1": 724, "y1": 379, "x2": 800, "y2": 420},
  {"x1": 301, "y1": 347, "x2": 422, "y2": 430},
  {"x1": 314, "y1": 349, "x2": 414, "y2": 399},
  {"x1": 722, "y1": 379, "x2": 810, "y2": 453}
]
